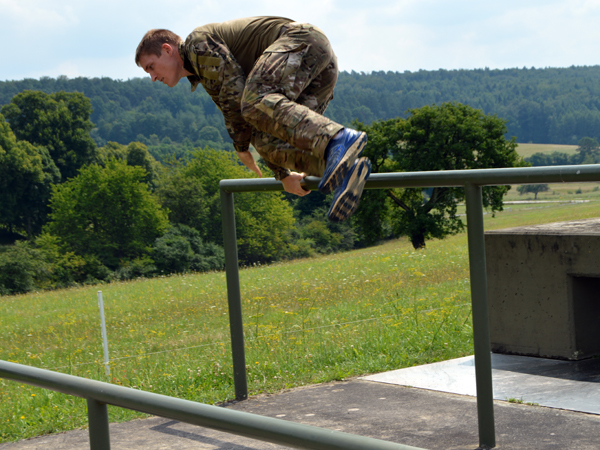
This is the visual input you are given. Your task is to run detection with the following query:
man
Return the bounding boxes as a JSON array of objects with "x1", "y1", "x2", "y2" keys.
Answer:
[{"x1": 135, "y1": 16, "x2": 371, "y2": 222}]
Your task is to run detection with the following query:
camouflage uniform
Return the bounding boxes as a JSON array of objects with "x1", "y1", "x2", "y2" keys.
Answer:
[{"x1": 179, "y1": 17, "x2": 343, "y2": 179}]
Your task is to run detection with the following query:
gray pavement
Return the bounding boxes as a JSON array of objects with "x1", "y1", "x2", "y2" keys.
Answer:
[
  {"x1": 2, "y1": 355, "x2": 600, "y2": 450},
  {"x1": 366, "y1": 353, "x2": 600, "y2": 415}
]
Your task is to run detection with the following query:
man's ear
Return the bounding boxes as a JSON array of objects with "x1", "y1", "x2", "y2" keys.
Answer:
[{"x1": 162, "y1": 42, "x2": 174, "y2": 55}]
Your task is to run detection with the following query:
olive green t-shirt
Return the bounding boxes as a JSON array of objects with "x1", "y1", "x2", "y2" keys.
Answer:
[{"x1": 194, "y1": 16, "x2": 293, "y2": 76}]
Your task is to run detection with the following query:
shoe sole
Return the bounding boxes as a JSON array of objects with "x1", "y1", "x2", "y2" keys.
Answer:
[
  {"x1": 319, "y1": 131, "x2": 368, "y2": 194},
  {"x1": 327, "y1": 157, "x2": 371, "y2": 222}
]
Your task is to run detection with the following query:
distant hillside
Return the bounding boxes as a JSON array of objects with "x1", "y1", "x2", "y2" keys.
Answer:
[
  {"x1": 1, "y1": 66, "x2": 600, "y2": 159},
  {"x1": 329, "y1": 66, "x2": 600, "y2": 146}
]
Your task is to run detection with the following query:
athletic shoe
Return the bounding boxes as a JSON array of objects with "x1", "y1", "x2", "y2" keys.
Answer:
[
  {"x1": 327, "y1": 157, "x2": 371, "y2": 222},
  {"x1": 318, "y1": 128, "x2": 368, "y2": 194}
]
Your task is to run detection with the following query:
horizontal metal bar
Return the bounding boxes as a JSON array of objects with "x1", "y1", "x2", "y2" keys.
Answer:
[
  {"x1": 0, "y1": 361, "x2": 423, "y2": 450},
  {"x1": 220, "y1": 164, "x2": 600, "y2": 193}
]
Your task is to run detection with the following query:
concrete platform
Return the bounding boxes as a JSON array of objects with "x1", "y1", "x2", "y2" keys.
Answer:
[
  {"x1": 364, "y1": 353, "x2": 600, "y2": 415},
  {"x1": 485, "y1": 218, "x2": 600, "y2": 360},
  {"x1": 2, "y1": 354, "x2": 600, "y2": 450}
]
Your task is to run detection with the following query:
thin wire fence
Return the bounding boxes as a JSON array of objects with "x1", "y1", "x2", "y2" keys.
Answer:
[{"x1": 39, "y1": 302, "x2": 471, "y2": 372}]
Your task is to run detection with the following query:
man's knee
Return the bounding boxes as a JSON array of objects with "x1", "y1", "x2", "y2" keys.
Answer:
[{"x1": 241, "y1": 92, "x2": 288, "y2": 122}]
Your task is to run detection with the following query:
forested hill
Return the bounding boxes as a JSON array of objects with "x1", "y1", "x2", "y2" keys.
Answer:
[
  {"x1": 1, "y1": 65, "x2": 599, "y2": 156},
  {"x1": 332, "y1": 66, "x2": 600, "y2": 145}
]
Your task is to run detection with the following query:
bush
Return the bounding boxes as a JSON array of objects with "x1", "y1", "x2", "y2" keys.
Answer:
[
  {"x1": 189, "y1": 241, "x2": 225, "y2": 272},
  {"x1": 35, "y1": 233, "x2": 112, "y2": 288},
  {"x1": 0, "y1": 242, "x2": 50, "y2": 295},
  {"x1": 290, "y1": 209, "x2": 356, "y2": 256},
  {"x1": 152, "y1": 224, "x2": 224, "y2": 275},
  {"x1": 114, "y1": 256, "x2": 156, "y2": 281},
  {"x1": 152, "y1": 233, "x2": 193, "y2": 274},
  {"x1": 80, "y1": 255, "x2": 114, "y2": 284},
  {"x1": 287, "y1": 239, "x2": 316, "y2": 259}
]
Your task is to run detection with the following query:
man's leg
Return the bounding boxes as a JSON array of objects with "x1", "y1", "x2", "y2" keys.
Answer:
[
  {"x1": 251, "y1": 134, "x2": 325, "y2": 179},
  {"x1": 242, "y1": 23, "x2": 369, "y2": 220},
  {"x1": 327, "y1": 157, "x2": 371, "y2": 222},
  {"x1": 249, "y1": 55, "x2": 338, "y2": 179},
  {"x1": 241, "y1": 23, "x2": 342, "y2": 161}
]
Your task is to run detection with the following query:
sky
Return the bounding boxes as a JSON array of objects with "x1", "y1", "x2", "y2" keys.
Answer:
[{"x1": 2, "y1": 0, "x2": 600, "y2": 82}]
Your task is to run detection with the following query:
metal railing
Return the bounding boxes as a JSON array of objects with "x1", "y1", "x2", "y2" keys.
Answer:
[
  {"x1": 0, "y1": 360, "x2": 423, "y2": 450},
  {"x1": 3, "y1": 164, "x2": 599, "y2": 450},
  {"x1": 219, "y1": 163, "x2": 600, "y2": 449}
]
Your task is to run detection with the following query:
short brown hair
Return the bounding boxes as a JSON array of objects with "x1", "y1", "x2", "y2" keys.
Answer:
[{"x1": 135, "y1": 29, "x2": 182, "y2": 66}]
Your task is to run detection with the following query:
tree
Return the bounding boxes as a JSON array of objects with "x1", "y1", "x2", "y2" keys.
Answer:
[
  {"x1": 1, "y1": 90, "x2": 98, "y2": 180},
  {"x1": 525, "y1": 151, "x2": 572, "y2": 167},
  {"x1": 44, "y1": 159, "x2": 169, "y2": 269},
  {"x1": 126, "y1": 141, "x2": 161, "y2": 188},
  {"x1": 0, "y1": 114, "x2": 61, "y2": 238},
  {"x1": 355, "y1": 102, "x2": 525, "y2": 249},
  {"x1": 98, "y1": 141, "x2": 161, "y2": 189},
  {"x1": 178, "y1": 148, "x2": 295, "y2": 263},
  {"x1": 97, "y1": 141, "x2": 128, "y2": 161},
  {"x1": 573, "y1": 136, "x2": 600, "y2": 164},
  {"x1": 157, "y1": 161, "x2": 209, "y2": 232},
  {"x1": 517, "y1": 184, "x2": 550, "y2": 200}
]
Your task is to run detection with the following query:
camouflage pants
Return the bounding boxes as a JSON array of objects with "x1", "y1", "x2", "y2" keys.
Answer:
[{"x1": 240, "y1": 23, "x2": 344, "y2": 179}]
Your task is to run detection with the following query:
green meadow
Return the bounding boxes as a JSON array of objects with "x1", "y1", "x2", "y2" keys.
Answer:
[
  {"x1": 516, "y1": 142, "x2": 578, "y2": 158},
  {"x1": 510, "y1": 142, "x2": 600, "y2": 202},
  {"x1": 1, "y1": 193, "x2": 600, "y2": 443}
]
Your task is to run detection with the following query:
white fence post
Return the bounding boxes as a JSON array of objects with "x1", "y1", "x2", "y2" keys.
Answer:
[{"x1": 97, "y1": 291, "x2": 110, "y2": 376}]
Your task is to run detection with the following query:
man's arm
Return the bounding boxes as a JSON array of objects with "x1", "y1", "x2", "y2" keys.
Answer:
[
  {"x1": 236, "y1": 152, "x2": 308, "y2": 196},
  {"x1": 183, "y1": 31, "x2": 252, "y2": 153},
  {"x1": 183, "y1": 32, "x2": 307, "y2": 193},
  {"x1": 236, "y1": 150, "x2": 262, "y2": 177}
]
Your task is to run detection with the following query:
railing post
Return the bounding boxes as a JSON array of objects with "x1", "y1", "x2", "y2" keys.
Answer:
[
  {"x1": 220, "y1": 187, "x2": 249, "y2": 400},
  {"x1": 86, "y1": 398, "x2": 111, "y2": 450},
  {"x1": 464, "y1": 182, "x2": 496, "y2": 449}
]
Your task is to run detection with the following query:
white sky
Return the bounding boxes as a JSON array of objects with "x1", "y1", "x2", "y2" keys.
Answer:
[{"x1": 1, "y1": 0, "x2": 600, "y2": 81}]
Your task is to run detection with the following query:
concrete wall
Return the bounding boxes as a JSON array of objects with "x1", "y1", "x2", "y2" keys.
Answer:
[{"x1": 485, "y1": 218, "x2": 600, "y2": 360}]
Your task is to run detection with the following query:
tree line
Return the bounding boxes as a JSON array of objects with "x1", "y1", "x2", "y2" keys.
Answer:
[
  {"x1": 518, "y1": 136, "x2": 600, "y2": 200},
  {"x1": 2, "y1": 65, "x2": 600, "y2": 159},
  {"x1": 0, "y1": 88, "x2": 526, "y2": 295},
  {"x1": 525, "y1": 136, "x2": 600, "y2": 167},
  {"x1": 329, "y1": 66, "x2": 600, "y2": 146},
  {"x1": 0, "y1": 91, "x2": 355, "y2": 295}
]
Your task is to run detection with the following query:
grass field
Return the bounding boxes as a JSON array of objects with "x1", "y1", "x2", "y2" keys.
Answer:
[
  {"x1": 1, "y1": 193, "x2": 600, "y2": 443},
  {"x1": 510, "y1": 142, "x2": 598, "y2": 202},
  {"x1": 516, "y1": 143, "x2": 578, "y2": 158},
  {"x1": 503, "y1": 181, "x2": 600, "y2": 202}
]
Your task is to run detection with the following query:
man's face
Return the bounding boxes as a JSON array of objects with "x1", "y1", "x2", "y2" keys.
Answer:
[{"x1": 139, "y1": 44, "x2": 181, "y2": 87}]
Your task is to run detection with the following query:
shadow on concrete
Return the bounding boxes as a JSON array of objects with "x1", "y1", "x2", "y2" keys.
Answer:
[
  {"x1": 490, "y1": 354, "x2": 600, "y2": 382},
  {"x1": 150, "y1": 420, "x2": 261, "y2": 450}
]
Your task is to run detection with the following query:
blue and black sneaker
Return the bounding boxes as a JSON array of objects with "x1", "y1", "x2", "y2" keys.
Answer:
[
  {"x1": 318, "y1": 128, "x2": 368, "y2": 194},
  {"x1": 327, "y1": 157, "x2": 371, "y2": 222}
]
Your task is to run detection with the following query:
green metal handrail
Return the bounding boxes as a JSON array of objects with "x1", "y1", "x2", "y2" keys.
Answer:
[
  {"x1": 219, "y1": 163, "x2": 600, "y2": 449},
  {"x1": 0, "y1": 360, "x2": 424, "y2": 450},
  {"x1": 220, "y1": 163, "x2": 600, "y2": 192},
  {"x1": 4, "y1": 163, "x2": 599, "y2": 450}
]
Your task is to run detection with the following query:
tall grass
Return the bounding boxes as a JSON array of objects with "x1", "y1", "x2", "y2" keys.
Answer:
[{"x1": 1, "y1": 197, "x2": 599, "y2": 442}]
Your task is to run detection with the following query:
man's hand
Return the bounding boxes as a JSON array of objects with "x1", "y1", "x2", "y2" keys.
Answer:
[
  {"x1": 281, "y1": 172, "x2": 310, "y2": 196},
  {"x1": 237, "y1": 151, "x2": 263, "y2": 177}
]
